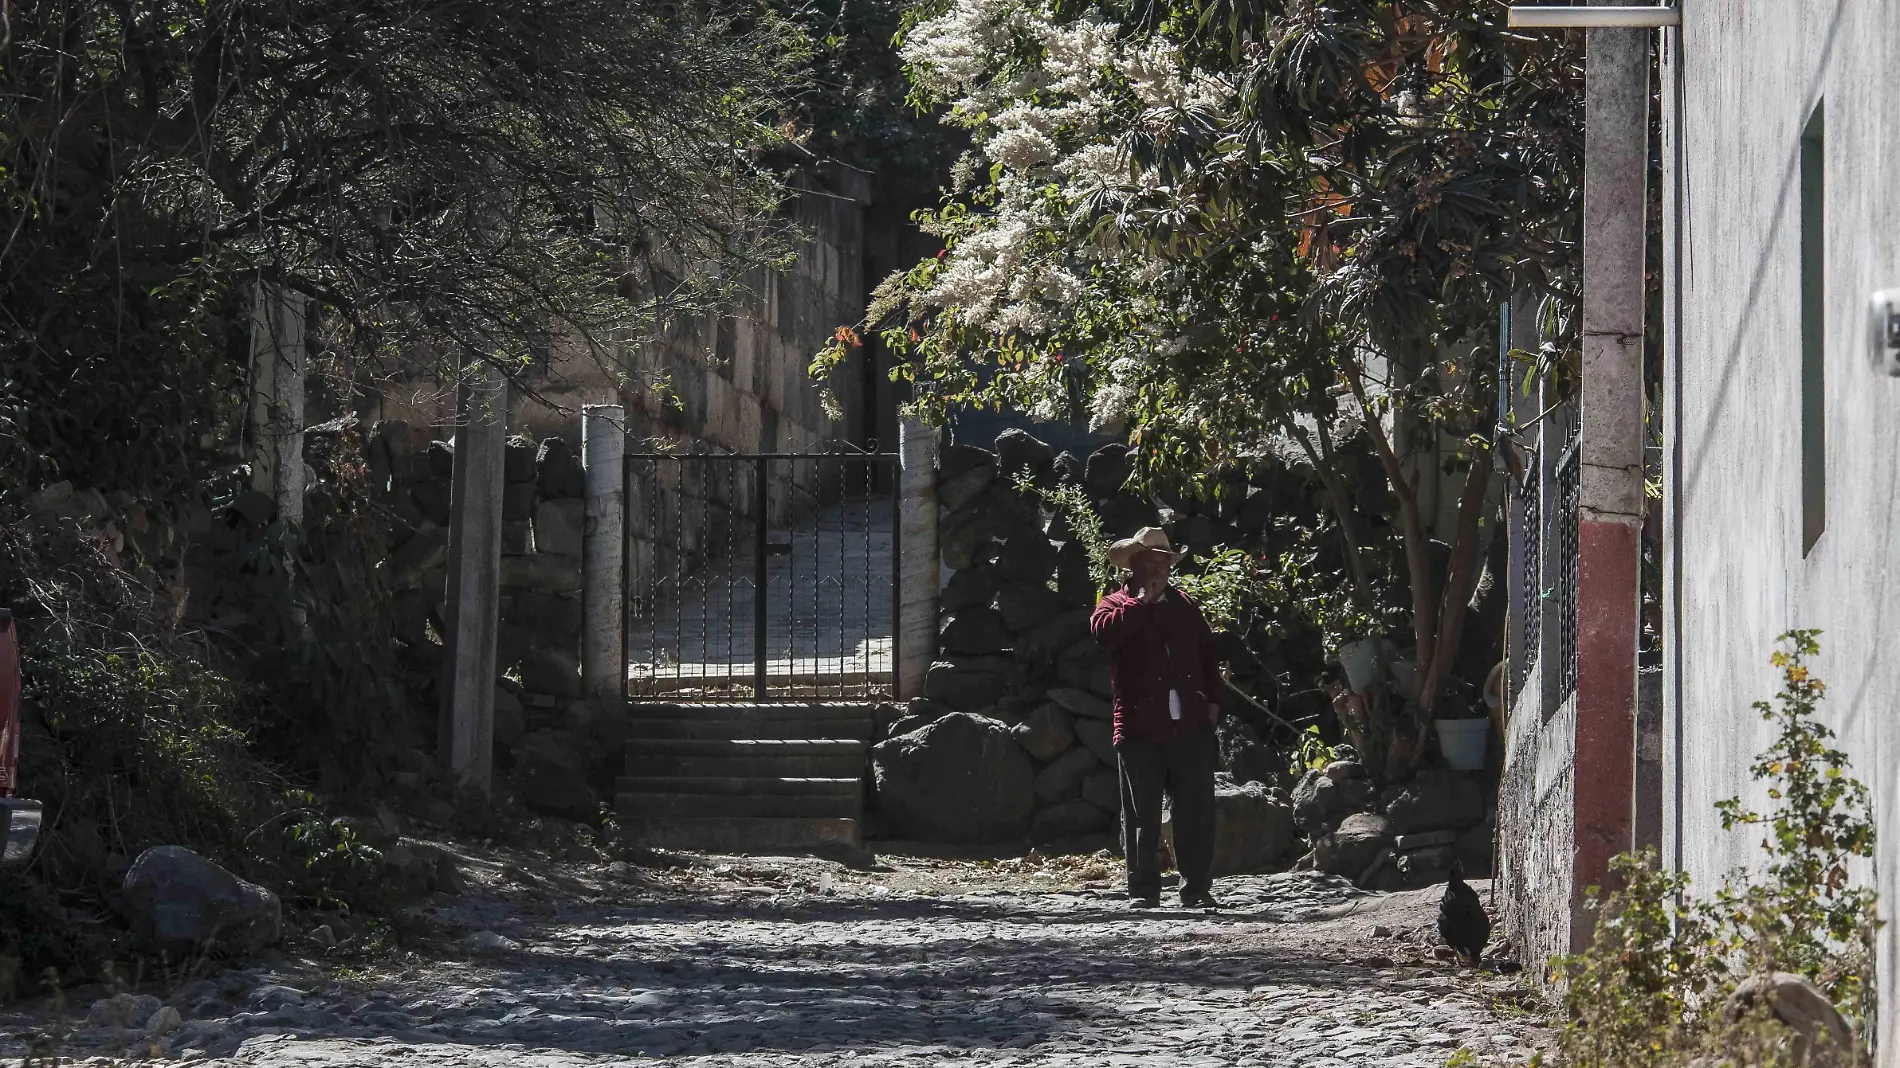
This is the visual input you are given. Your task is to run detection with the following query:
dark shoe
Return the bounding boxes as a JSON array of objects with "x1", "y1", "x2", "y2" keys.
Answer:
[
  {"x1": 1129, "y1": 895, "x2": 1161, "y2": 909},
  {"x1": 1180, "y1": 889, "x2": 1221, "y2": 909}
]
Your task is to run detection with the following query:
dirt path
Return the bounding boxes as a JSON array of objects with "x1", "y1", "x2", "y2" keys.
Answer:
[{"x1": 8, "y1": 851, "x2": 1551, "y2": 1067}]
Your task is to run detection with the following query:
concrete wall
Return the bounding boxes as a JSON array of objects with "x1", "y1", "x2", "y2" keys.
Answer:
[{"x1": 1663, "y1": 0, "x2": 1900, "y2": 1048}]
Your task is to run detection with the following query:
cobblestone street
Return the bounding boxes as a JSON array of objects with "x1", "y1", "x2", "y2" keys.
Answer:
[{"x1": 20, "y1": 853, "x2": 1549, "y2": 1068}]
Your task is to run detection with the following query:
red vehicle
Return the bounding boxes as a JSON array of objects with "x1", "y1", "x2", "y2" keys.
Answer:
[{"x1": 0, "y1": 609, "x2": 43, "y2": 864}]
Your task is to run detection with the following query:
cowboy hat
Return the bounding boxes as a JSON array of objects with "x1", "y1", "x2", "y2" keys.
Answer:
[{"x1": 1106, "y1": 526, "x2": 1190, "y2": 569}]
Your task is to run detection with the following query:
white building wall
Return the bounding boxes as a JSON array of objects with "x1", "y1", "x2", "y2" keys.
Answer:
[{"x1": 1664, "y1": 0, "x2": 1900, "y2": 1051}]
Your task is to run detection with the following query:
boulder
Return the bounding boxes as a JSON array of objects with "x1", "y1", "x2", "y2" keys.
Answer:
[
  {"x1": 1073, "y1": 717, "x2": 1116, "y2": 765},
  {"x1": 1047, "y1": 686, "x2": 1111, "y2": 720},
  {"x1": 536, "y1": 437, "x2": 586, "y2": 499},
  {"x1": 520, "y1": 648, "x2": 582, "y2": 698},
  {"x1": 1052, "y1": 450, "x2": 1084, "y2": 486},
  {"x1": 993, "y1": 531, "x2": 1059, "y2": 585},
  {"x1": 1313, "y1": 812, "x2": 1394, "y2": 879},
  {"x1": 86, "y1": 992, "x2": 163, "y2": 1029},
  {"x1": 507, "y1": 590, "x2": 584, "y2": 636},
  {"x1": 1097, "y1": 494, "x2": 1161, "y2": 538},
  {"x1": 937, "y1": 463, "x2": 994, "y2": 514},
  {"x1": 533, "y1": 498, "x2": 586, "y2": 557},
  {"x1": 1012, "y1": 704, "x2": 1075, "y2": 761},
  {"x1": 1053, "y1": 540, "x2": 1096, "y2": 606},
  {"x1": 1391, "y1": 845, "x2": 1456, "y2": 889},
  {"x1": 871, "y1": 713, "x2": 1036, "y2": 842},
  {"x1": 1021, "y1": 609, "x2": 1091, "y2": 655},
  {"x1": 493, "y1": 686, "x2": 526, "y2": 747},
  {"x1": 1290, "y1": 768, "x2": 1376, "y2": 836},
  {"x1": 1032, "y1": 799, "x2": 1113, "y2": 840},
  {"x1": 1724, "y1": 972, "x2": 1856, "y2": 1067},
  {"x1": 1080, "y1": 768, "x2": 1121, "y2": 813},
  {"x1": 1084, "y1": 444, "x2": 1130, "y2": 495},
  {"x1": 120, "y1": 846, "x2": 282, "y2": 957},
  {"x1": 995, "y1": 582, "x2": 1069, "y2": 633},
  {"x1": 922, "y1": 658, "x2": 1016, "y2": 712},
  {"x1": 504, "y1": 437, "x2": 539, "y2": 483},
  {"x1": 993, "y1": 428, "x2": 1054, "y2": 479},
  {"x1": 939, "y1": 513, "x2": 1001, "y2": 572},
  {"x1": 939, "y1": 443, "x2": 994, "y2": 480},
  {"x1": 1206, "y1": 780, "x2": 1299, "y2": 875},
  {"x1": 513, "y1": 731, "x2": 598, "y2": 819},
  {"x1": 1382, "y1": 769, "x2": 1486, "y2": 833},
  {"x1": 1033, "y1": 746, "x2": 1097, "y2": 801},
  {"x1": 939, "y1": 608, "x2": 1012, "y2": 656},
  {"x1": 939, "y1": 564, "x2": 1000, "y2": 612},
  {"x1": 500, "y1": 552, "x2": 582, "y2": 594},
  {"x1": 502, "y1": 482, "x2": 538, "y2": 523},
  {"x1": 428, "y1": 439, "x2": 456, "y2": 477}
]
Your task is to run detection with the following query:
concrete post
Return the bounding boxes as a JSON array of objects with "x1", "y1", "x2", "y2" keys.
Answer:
[
  {"x1": 896, "y1": 417, "x2": 938, "y2": 700},
  {"x1": 441, "y1": 364, "x2": 508, "y2": 793},
  {"x1": 1571, "y1": 11, "x2": 1650, "y2": 949},
  {"x1": 582, "y1": 405, "x2": 626, "y2": 699},
  {"x1": 247, "y1": 282, "x2": 309, "y2": 526}
]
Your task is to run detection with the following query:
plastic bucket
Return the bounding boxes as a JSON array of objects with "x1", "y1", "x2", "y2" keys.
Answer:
[
  {"x1": 1436, "y1": 717, "x2": 1490, "y2": 772},
  {"x1": 1337, "y1": 638, "x2": 1382, "y2": 692}
]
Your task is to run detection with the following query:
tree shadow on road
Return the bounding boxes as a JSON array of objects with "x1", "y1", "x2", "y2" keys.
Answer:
[{"x1": 342, "y1": 891, "x2": 1396, "y2": 1059}]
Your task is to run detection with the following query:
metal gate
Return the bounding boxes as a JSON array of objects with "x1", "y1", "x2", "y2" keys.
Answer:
[{"x1": 621, "y1": 445, "x2": 899, "y2": 702}]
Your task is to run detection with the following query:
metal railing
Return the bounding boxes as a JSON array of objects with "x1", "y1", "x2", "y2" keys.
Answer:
[{"x1": 621, "y1": 445, "x2": 899, "y2": 702}]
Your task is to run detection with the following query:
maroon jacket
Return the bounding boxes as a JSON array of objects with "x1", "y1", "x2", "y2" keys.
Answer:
[{"x1": 1090, "y1": 584, "x2": 1222, "y2": 746}]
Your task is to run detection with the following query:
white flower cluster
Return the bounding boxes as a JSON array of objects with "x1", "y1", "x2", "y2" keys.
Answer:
[{"x1": 901, "y1": 0, "x2": 1228, "y2": 343}]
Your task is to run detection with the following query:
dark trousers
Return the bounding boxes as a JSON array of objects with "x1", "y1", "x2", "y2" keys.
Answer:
[{"x1": 1118, "y1": 726, "x2": 1217, "y2": 900}]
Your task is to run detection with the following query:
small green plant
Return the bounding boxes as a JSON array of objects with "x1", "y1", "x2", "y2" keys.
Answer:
[
  {"x1": 1014, "y1": 474, "x2": 1117, "y2": 594},
  {"x1": 1554, "y1": 631, "x2": 1879, "y2": 1068},
  {"x1": 278, "y1": 793, "x2": 385, "y2": 914},
  {"x1": 1443, "y1": 1048, "x2": 1478, "y2": 1068},
  {"x1": 1288, "y1": 724, "x2": 1338, "y2": 778}
]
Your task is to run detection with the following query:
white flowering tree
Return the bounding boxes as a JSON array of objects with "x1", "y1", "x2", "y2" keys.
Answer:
[{"x1": 818, "y1": 0, "x2": 1583, "y2": 759}]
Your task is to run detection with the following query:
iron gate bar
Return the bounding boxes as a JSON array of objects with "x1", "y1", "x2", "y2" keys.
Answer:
[{"x1": 620, "y1": 448, "x2": 900, "y2": 703}]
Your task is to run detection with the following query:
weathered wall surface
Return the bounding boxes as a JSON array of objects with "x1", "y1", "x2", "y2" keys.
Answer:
[{"x1": 1664, "y1": 0, "x2": 1900, "y2": 1048}]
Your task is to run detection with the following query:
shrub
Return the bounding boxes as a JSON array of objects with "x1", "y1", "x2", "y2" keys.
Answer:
[{"x1": 1555, "y1": 631, "x2": 1879, "y2": 1067}]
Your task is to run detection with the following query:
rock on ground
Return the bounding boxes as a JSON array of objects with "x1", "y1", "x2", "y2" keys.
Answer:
[
  {"x1": 872, "y1": 712, "x2": 1036, "y2": 842},
  {"x1": 119, "y1": 846, "x2": 281, "y2": 957}
]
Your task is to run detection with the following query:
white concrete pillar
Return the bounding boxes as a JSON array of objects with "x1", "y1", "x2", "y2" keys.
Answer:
[
  {"x1": 582, "y1": 405, "x2": 626, "y2": 699},
  {"x1": 441, "y1": 364, "x2": 508, "y2": 793},
  {"x1": 247, "y1": 282, "x2": 309, "y2": 526},
  {"x1": 896, "y1": 417, "x2": 938, "y2": 700}
]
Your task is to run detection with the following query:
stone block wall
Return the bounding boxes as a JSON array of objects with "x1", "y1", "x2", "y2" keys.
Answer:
[{"x1": 368, "y1": 420, "x2": 617, "y2": 819}]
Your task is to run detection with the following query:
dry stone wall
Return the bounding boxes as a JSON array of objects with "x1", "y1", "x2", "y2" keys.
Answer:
[
  {"x1": 368, "y1": 420, "x2": 617, "y2": 820},
  {"x1": 869, "y1": 429, "x2": 1301, "y2": 865}
]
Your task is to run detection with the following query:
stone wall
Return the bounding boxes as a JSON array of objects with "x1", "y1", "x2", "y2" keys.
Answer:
[{"x1": 368, "y1": 420, "x2": 615, "y2": 819}]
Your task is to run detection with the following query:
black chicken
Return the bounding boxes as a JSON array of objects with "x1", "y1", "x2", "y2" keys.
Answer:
[{"x1": 1437, "y1": 861, "x2": 1490, "y2": 966}]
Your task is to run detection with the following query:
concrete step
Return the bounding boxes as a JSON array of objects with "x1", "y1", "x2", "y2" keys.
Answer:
[
  {"x1": 624, "y1": 711, "x2": 873, "y2": 744},
  {"x1": 614, "y1": 815, "x2": 862, "y2": 853},
  {"x1": 616, "y1": 775, "x2": 860, "y2": 797},
  {"x1": 615, "y1": 790, "x2": 859, "y2": 819},
  {"x1": 624, "y1": 749, "x2": 863, "y2": 779}
]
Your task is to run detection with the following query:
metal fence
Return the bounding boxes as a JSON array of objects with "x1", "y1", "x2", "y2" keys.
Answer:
[
  {"x1": 1555, "y1": 438, "x2": 1581, "y2": 701},
  {"x1": 621, "y1": 447, "x2": 899, "y2": 702},
  {"x1": 1515, "y1": 464, "x2": 1541, "y2": 699}
]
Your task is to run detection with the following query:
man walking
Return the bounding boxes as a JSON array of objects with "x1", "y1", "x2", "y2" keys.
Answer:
[{"x1": 1090, "y1": 527, "x2": 1223, "y2": 909}]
